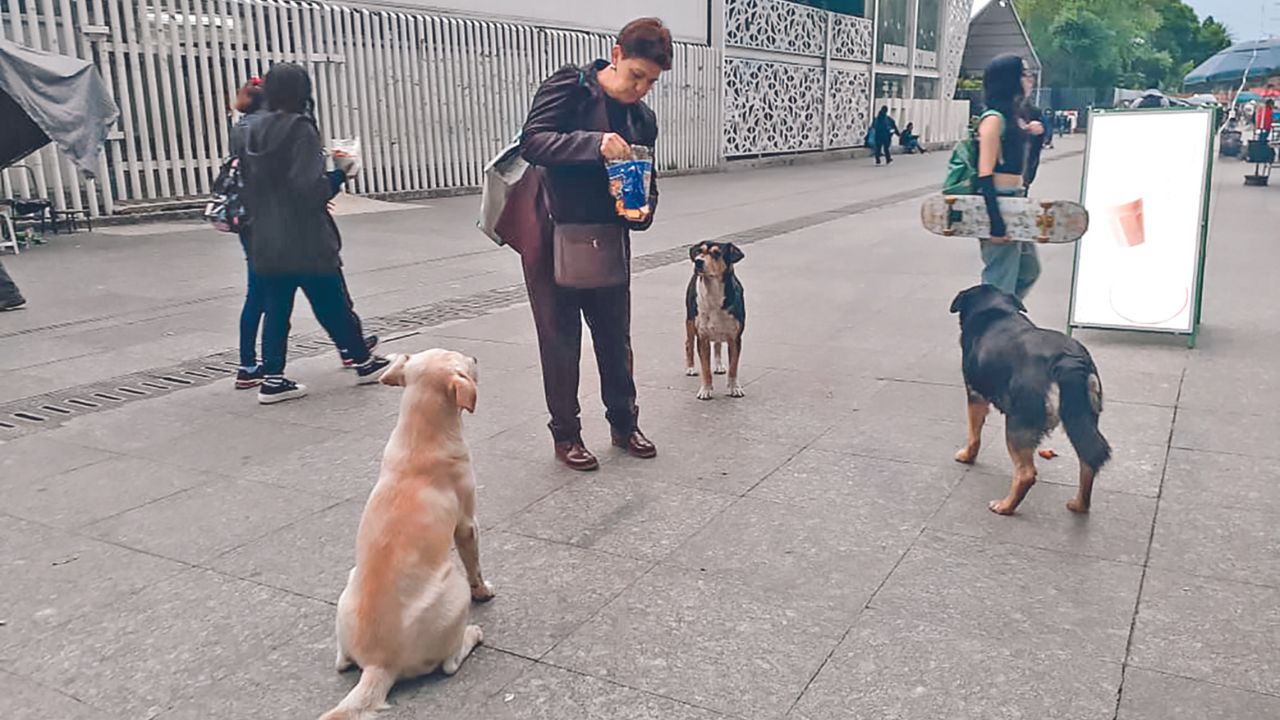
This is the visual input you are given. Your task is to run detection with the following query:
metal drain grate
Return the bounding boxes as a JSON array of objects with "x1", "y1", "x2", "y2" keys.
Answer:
[{"x1": 0, "y1": 163, "x2": 1088, "y2": 441}]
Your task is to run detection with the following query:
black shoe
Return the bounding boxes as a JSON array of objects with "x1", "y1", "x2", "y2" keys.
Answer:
[
  {"x1": 355, "y1": 355, "x2": 392, "y2": 385},
  {"x1": 258, "y1": 377, "x2": 308, "y2": 404},
  {"x1": 0, "y1": 298, "x2": 27, "y2": 312},
  {"x1": 235, "y1": 366, "x2": 265, "y2": 390},
  {"x1": 341, "y1": 335, "x2": 380, "y2": 368}
]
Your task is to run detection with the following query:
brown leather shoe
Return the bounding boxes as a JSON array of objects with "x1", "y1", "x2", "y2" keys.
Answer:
[
  {"x1": 554, "y1": 441, "x2": 599, "y2": 471},
  {"x1": 612, "y1": 428, "x2": 657, "y2": 459}
]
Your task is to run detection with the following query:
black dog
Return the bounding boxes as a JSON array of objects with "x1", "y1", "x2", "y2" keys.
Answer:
[
  {"x1": 950, "y1": 285, "x2": 1111, "y2": 515},
  {"x1": 685, "y1": 242, "x2": 746, "y2": 400}
]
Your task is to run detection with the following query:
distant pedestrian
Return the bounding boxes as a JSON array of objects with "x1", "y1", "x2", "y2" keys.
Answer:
[
  {"x1": 238, "y1": 62, "x2": 389, "y2": 404},
  {"x1": 899, "y1": 122, "x2": 926, "y2": 154},
  {"x1": 228, "y1": 77, "x2": 268, "y2": 389},
  {"x1": 1257, "y1": 99, "x2": 1274, "y2": 142},
  {"x1": 1042, "y1": 106, "x2": 1055, "y2": 148},
  {"x1": 872, "y1": 106, "x2": 898, "y2": 165},
  {"x1": 1022, "y1": 103, "x2": 1047, "y2": 191},
  {"x1": 0, "y1": 256, "x2": 26, "y2": 311}
]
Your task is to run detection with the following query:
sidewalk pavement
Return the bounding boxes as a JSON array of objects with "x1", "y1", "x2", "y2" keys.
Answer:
[{"x1": 3, "y1": 134, "x2": 1280, "y2": 719}]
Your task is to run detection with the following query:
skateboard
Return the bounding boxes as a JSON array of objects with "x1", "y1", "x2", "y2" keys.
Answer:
[{"x1": 920, "y1": 194, "x2": 1090, "y2": 243}]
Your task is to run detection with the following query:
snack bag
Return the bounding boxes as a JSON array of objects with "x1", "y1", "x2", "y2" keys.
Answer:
[
  {"x1": 606, "y1": 146, "x2": 654, "y2": 222},
  {"x1": 330, "y1": 137, "x2": 363, "y2": 178}
]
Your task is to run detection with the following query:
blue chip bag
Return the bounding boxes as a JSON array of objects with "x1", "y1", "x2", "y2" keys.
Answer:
[{"x1": 607, "y1": 146, "x2": 653, "y2": 220}]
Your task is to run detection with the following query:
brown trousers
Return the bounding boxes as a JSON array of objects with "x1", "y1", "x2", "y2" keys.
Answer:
[{"x1": 521, "y1": 240, "x2": 639, "y2": 443}]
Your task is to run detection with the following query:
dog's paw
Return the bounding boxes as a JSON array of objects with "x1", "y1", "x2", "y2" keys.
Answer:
[
  {"x1": 696, "y1": 386, "x2": 713, "y2": 400},
  {"x1": 954, "y1": 446, "x2": 979, "y2": 464},
  {"x1": 987, "y1": 499, "x2": 1018, "y2": 516},
  {"x1": 684, "y1": 366, "x2": 698, "y2": 377},
  {"x1": 471, "y1": 581, "x2": 496, "y2": 602},
  {"x1": 728, "y1": 383, "x2": 745, "y2": 398},
  {"x1": 714, "y1": 363, "x2": 727, "y2": 375}
]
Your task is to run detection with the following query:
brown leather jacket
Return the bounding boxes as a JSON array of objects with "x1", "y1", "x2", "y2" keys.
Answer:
[{"x1": 520, "y1": 60, "x2": 659, "y2": 230}]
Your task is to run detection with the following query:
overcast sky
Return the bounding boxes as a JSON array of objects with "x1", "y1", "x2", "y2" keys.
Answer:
[{"x1": 1184, "y1": 0, "x2": 1272, "y2": 42}]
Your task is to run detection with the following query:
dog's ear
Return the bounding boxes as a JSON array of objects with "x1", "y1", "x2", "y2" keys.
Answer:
[
  {"x1": 724, "y1": 243, "x2": 745, "y2": 265},
  {"x1": 689, "y1": 244, "x2": 701, "y2": 261},
  {"x1": 450, "y1": 373, "x2": 477, "y2": 413},
  {"x1": 949, "y1": 287, "x2": 975, "y2": 314},
  {"x1": 379, "y1": 353, "x2": 410, "y2": 387}
]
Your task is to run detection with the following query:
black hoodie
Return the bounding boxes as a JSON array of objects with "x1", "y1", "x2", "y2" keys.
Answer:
[{"x1": 239, "y1": 110, "x2": 342, "y2": 275}]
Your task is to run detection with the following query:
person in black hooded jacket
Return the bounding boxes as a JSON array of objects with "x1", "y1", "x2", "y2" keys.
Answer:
[{"x1": 239, "y1": 62, "x2": 388, "y2": 404}]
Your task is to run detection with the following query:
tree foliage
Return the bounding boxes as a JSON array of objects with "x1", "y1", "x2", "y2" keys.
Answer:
[{"x1": 1013, "y1": 0, "x2": 1233, "y2": 90}]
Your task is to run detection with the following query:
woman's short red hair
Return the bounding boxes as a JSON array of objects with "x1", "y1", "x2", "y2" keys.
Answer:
[{"x1": 618, "y1": 17, "x2": 673, "y2": 71}]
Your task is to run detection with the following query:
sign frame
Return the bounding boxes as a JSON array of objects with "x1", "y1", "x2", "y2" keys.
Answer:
[{"x1": 1067, "y1": 106, "x2": 1216, "y2": 348}]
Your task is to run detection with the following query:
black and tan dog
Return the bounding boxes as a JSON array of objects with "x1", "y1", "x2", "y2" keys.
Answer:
[
  {"x1": 950, "y1": 284, "x2": 1111, "y2": 515},
  {"x1": 685, "y1": 241, "x2": 746, "y2": 400}
]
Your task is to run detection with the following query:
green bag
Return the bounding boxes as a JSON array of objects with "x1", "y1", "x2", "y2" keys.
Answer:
[{"x1": 942, "y1": 109, "x2": 1004, "y2": 195}]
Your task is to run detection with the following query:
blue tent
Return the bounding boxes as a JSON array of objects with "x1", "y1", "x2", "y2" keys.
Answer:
[
  {"x1": 1185, "y1": 39, "x2": 1280, "y2": 87},
  {"x1": 1235, "y1": 91, "x2": 1261, "y2": 103}
]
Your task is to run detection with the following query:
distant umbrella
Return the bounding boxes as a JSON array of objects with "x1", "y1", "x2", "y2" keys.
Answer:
[{"x1": 1185, "y1": 39, "x2": 1280, "y2": 87}]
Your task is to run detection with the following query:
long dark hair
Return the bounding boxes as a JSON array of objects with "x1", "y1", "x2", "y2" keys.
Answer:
[
  {"x1": 264, "y1": 62, "x2": 313, "y2": 116},
  {"x1": 983, "y1": 54, "x2": 1025, "y2": 121}
]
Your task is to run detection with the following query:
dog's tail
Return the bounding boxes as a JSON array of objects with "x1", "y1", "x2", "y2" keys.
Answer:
[
  {"x1": 318, "y1": 667, "x2": 396, "y2": 720},
  {"x1": 1052, "y1": 353, "x2": 1112, "y2": 471}
]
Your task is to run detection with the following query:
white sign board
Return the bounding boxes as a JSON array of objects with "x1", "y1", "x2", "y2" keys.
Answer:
[{"x1": 1069, "y1": 108, "x2": 1214, "y2": 336}]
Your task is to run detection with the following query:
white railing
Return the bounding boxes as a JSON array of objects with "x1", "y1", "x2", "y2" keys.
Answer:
[
  {"x1": 885, "y1": 98, "x2": 970, "y2": 145},
  {"x1": 1, "y1": 0, "x2": 722, "y2": 215}
]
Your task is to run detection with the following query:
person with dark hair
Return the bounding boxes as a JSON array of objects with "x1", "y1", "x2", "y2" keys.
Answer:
[
  {"x1": 1021, "y1": 102, "x2": 1047, "y2": 190},
  {"x1": 0, "y1": 256, "x2": 26, "y2": 311},
  {"x1": 238, "y1": 62, "x2": 388, "y2": 404},
  {"x1": 517, "y1": 17, "x2": 671, "y2": 471},
  {"x1": 975, "y1": 54, "x2": 1042, "y2": 299},
  {"x1": 872, "y1": 106, "x2": 898, "y2": 165},
  {"x1": 228, "y1": 77, "x2": 268, "y2": 389},
  {"x1": 899, "y1": 121, "x2": 926, "y2": 154}
]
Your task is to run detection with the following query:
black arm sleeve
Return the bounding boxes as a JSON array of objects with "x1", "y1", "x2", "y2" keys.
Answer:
[
  {"x1": 520, "y1": 67, "x2": 603, "y2": 166},
  {"x1": 975, "y1": 175, "x2": 1007, "y2": 238}
]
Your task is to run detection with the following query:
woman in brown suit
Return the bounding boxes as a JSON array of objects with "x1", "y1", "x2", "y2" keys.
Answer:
[{"x1": 519, "y1": 17, "x2": 670, "y2": 470}]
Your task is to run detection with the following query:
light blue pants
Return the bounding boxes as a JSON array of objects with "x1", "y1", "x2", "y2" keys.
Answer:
[
  {"x1": 979, "y1": 186, "x2": 1039, "y2": 299},
  {"x1": 980, "y1": 240, "x2": 1040, "y2": 299}
]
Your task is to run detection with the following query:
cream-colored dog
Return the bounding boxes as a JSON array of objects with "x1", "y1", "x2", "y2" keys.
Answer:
[{"x1": 319, "y1": 349, "x2": 494, "y2": 720}]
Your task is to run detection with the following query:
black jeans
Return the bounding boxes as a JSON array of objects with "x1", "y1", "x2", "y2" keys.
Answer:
[
  {"x1": 0, "y1": 256, "x2": 23, "y2": 305},
  {"x1": 875, "y1": 139, "x2": 893, "y2": 163},
  {"x1": 523, "y1": 249, "x2": 639, "y2": 444},
  {"x1": 259, "y1": 272, "x2": 369, "y2": 376}
]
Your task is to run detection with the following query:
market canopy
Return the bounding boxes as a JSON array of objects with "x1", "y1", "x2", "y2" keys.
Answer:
[
  {"x1": 961, "y1": 0, "x2": 1041, "y2": 77},
  {"x1": 1185, "y1": 38, "x2": 1280, "y2": 88},
  {"x1": 0, "y1": 38, "x2": 118, "y2": 175}
]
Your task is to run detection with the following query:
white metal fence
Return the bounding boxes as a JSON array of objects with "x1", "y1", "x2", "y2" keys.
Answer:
[
  {"x1": 885, "y1": 97, "x2": 970, "y2": 146},
  {"x1": 1, "y1": 0, "x2": 722, "y2": 216}
]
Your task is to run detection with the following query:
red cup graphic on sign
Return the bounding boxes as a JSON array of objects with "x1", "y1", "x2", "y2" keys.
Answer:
[{"x1": 1108, "y1": 198, "x2": 1145, "y2": 247}]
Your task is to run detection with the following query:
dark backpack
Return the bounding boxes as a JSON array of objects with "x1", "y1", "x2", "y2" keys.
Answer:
[{"x1": 205, "y1": 155, "x2": 250, "y2": 233}]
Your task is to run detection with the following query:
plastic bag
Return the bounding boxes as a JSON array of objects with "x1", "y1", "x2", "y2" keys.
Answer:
[
  {"x1": 330, "y1": 137, "x2": 363, "y2": 178},
  {"x1": 607, "y1": 145, "x2": 653, "y2": 222}
]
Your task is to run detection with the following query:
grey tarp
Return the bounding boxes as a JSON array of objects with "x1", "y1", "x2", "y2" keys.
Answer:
[{"x1": 0, "y1": 38, "x2": 118, "y2": 177}]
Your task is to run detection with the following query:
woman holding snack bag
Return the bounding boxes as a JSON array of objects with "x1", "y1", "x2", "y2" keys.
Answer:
[{"x1": 518, "y1": 17, "x2": 669, "y2": 471}]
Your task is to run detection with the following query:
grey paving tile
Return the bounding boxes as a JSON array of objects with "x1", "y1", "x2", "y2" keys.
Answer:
[
  {"x1": 380, "y1": 648, "x2": 533, "y2": 720},
  {"x1": 1094, "y1": 367, "x2": 1183, "y2": 408},
  {"x1": 46, "y1": 403, "x2": 242, "y2": 454},
  {"x1": 603, "y1": 428, "x2": 806, "y2": 496},
  {"x1": 482, "y1": 663, "x2": 730, "y2": 719},
  {"x1": 810, "y1": 410, "x2": 973, "y2": 465},
  {"x1": 1179, "y1": 360, "x2": 1280, "y2": 414},
  {"x1": 870, "y1": 532, "x2": 1142, "y2": 662},
  {"x1": 749, "y1": 448, "x2": 962, "y2": 524},
  {"x1": 1101, "y1": 401, "x2": 1177, "y2": 448},
  {"x1": 241, "y1": 430, "x2": 383, "y2": 500},
  {"x1": 928, "y1": 471, "x2": 1156, "y2": 564},
  {"x1": 209, "y1": 500, "x2": 362, "y2": 602},
  {"x1": 0, "y1": 435, "x2": 114, "y2": 484},
  {"x1": 665, "y1": 496, "x2": 912, "y2": 626},
  {"x1": 967, "y1": 438, "x2": 1170, "y2": 499},
  {"x1": 1149, "y1": 500, "x2": 1280, "y2": 587},
  {"x1": 1172, "y1": 408, "x2": 1278, "y2": 459},
  {"x1": 545, "y1": 564, "x2": 846, "y2": 719},
  {"x1": 128, "y1": 415, "x2": 345, "y2": 476},
  {"x1": 790, "y1": 611, "x2": 1122, "y2": 720},
  {"x1": 476, "y1": 415, "x2": 617, "y2": 467},
  {"x1": 470, "y1": 531, "x2": 650, "y2": 659},
  {"x1": 502, "y1": 475, "x2": 734, "y2": 563},
  {"x1": 84, "y1": 478, "x2": 337, "y2": 565},
  {"x1": 1117, "y1": 667, "x2": 1280, "y2": 720},
  {"x1": 3, "y1": 456, "x2": 216, "y2": 529},
  {"x1": 471, "y1": 450, "x2": 576, "y2": 529},
  {"x1": 1130, "y1": 569, "x2": 1280, "y2": 696},
  {"x1": 14, "y1": 568, "x2": 323, "y2": 718},
  {"x1": 862, "y1": 379, "x2": 968, "y2": 422},
  {"x1": 0, "y1": 670, "x2": 118, "y2": 720},
  {"x1": 1163, "y1": 448, "x2": 1280, "y2": 511},
  {"x1": 0, "y1": 529, "x2": 185, "y2": 657}
]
